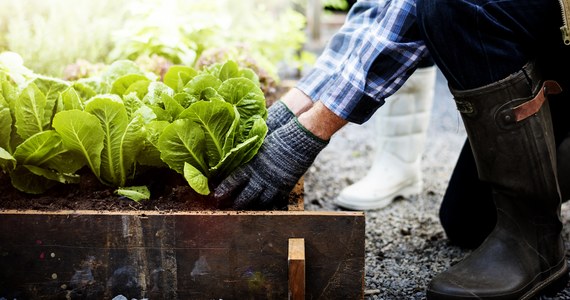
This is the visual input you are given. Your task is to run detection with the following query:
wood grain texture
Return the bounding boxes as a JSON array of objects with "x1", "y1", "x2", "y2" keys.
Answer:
[
  {"x1": 0, "y1": 211, "x2": 365, "y2": 299},
  {"x1": 288, "y1": 238, "x2": 305, "y2": 300}
]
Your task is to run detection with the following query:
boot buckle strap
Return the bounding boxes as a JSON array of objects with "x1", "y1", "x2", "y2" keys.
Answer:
[
  {"x1": 501, "y1": 80, "x2": 563, "y2": 124},
  {"x1": 455, "y1": 100, "x2": 474, "y2": 114}
]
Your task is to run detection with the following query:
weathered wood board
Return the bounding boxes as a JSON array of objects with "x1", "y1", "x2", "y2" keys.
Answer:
[{"x1": 0, "y1": 210, "x2": 365, "y2": 299}]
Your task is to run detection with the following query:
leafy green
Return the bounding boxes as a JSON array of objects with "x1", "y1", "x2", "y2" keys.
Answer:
[
  {"x1": 0, "y1": 147, "x2": 16, "y2": 172},
  {"x1": 53, "y1": 98, "x2": 146, "y2": 189},
  {"x1": 183, "y1": 100, "x2": 237, "y2": 167},
  {"x1": 14, "y1": 83, "x2": 48, "y2": 140},
  {"x1": 0, "y1": 56, "x2": 269, "y2": 200},
  {"x1": 111, "y1": 74, "x2": 150, "y2": 97},
  {"x1": 164, "y1": 65, "x2": 197, "y2": 91},
  {"x1": 156, "y1": 61, "x2": 268, "y2": 194},
  {"x1": 218, "y1": 77, "x2": 267, "y2": 124},
  {"x1": 137, "y1": 120, "x2": 169, "y2": 167},
  {"x1": 0, "y1": 71, "x2": 86, "y2": 194},
  {"x1": 84, "y1": 97, "x2": 146, "y2": 187},
  {"x1": 0, "y1": 96, "x2": 13, "y2": 152},
  {"x1": 59, "y1": 87, "x2": 85, "y2": 111},
  {"x1": 158, "y1": 119, "x2": 208, "y2": 176},
  {"x1": 115, "y1": 186, "x2": 150, "y2": 202},
  {"x1": 53, "y1": 110, "x2": 104, "y2": 178},
  {"x1": 102, "y1": 60, "x2": 147, "y2": 84},
  {"x1": 184, "y1": 162, "x2": 210, "y2": 195},
  {"x1": 183, "y1": 74, "x2": 222, "y2": 97},
  {"x1": 10, "y1": 166, "x2": 59, "y2": 194},
  {"x1": 31, "y1": 76, "x2": 70, "y2": 123},
  {"x1": 13, "y1": 130, "x2": 64, "y2": 167}
]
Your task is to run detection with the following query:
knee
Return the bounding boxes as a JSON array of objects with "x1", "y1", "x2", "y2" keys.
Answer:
[
  {"x1": 416, "y1": 0, "x2": 462, "y2": 38},
  {"x1": 416, "y1": 0, "x2": 441, "y2": 33}
]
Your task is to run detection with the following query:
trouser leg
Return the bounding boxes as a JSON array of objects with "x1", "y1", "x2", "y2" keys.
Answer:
[
  {"x1": 416, "y1": 0, "x2": 562, "y2": 91},
  {"x1": 439, "y1": 139, "x2": 494, "y2": 249}
]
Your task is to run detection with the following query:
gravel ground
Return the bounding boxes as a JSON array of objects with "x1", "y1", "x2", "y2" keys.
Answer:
[{"x1": 302, "y1": 69, "x2": 570, "y2": 299}]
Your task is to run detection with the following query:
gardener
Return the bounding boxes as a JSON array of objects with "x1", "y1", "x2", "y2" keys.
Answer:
[{"x1": 214, "y1": 0, "x2": 570, "y2": 298}]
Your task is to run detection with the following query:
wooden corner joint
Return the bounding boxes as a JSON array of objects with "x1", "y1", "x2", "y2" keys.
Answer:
[{"x1": 288, "y1": 238, "x2": 306, "y2": 300}]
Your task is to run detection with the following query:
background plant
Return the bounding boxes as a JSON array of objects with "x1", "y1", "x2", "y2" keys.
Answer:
[
  {"x1": 0, "y1": 0, "x2": 313, "y2": 81},
  {"x1": 0, "y1": 0, "x2": 128, "y2": 77},
  {"x1": 108, "y1": 0, "x2": 313, "y2": 86},
  {"x1": 322, "y1": 0, "x2": 349, "y2": 11}
]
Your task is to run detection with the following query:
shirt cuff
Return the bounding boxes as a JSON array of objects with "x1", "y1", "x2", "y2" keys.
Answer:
[{"x1": 296, "y1": 68, "x2": 384, "y2": 124}]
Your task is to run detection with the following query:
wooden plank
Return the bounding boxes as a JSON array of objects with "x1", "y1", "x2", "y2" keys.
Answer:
[
  {"x1": 288, "y1": 238, "x2": 305, "y2": 300},
  {"x1": 0, "y1": 211, "x2": 365, "y2": 299}
]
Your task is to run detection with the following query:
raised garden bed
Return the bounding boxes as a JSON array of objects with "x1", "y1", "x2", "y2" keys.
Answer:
[
  {"x1": 0, "y1": 57, "x2": 365, "y2": 299},
  {"x1": 0, "y1": 175, "x2": 365, "y2": 299}
]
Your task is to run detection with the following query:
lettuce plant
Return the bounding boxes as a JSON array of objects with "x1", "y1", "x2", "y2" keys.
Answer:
[
  {"x1": 52, "y1": 96, "x2": 146, "y2": 188},
  {"x1": 0, "y1": 57, "x2": 268, "y2": 200},
  {"x1": 51, "y1": 61, "x2": 155, "y2": 193},
  {"x1": 155, "y1": 60, "x2": 268, "y2": 195},
  {"x1": 0, "y1": 73, "x2": 83, "y2": 193}
]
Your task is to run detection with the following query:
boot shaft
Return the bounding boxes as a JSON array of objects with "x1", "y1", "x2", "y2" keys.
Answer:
[
  {"x1": 427, "y1": 62, "x2": 567, "y2": 300},
  {"x1": 451, "y1": 62, "x2": 564, "y2": 264},
  {"x1": 451, "y1": 62, "x2": 561, "y2": 205}
]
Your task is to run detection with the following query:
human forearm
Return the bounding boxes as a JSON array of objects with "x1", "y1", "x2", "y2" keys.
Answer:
[
  {"x1": 297, "y1": 101, "x2": 348, "y2": 140},
  {"x1": 280, "y1": 88, "x2": 347, "y2": 140}
]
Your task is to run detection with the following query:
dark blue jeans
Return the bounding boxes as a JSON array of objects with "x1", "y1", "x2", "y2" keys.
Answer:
[
  {"x1": 415, "y1": 0, "x2": 570, "y2": 248},
  {"x1": 416, "y1": 0, "x2": 565, "y2": 90}
]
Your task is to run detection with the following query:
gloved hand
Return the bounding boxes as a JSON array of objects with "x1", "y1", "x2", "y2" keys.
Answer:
[
  {"x1": 266, "y1": 100, "x2": 295, "y2": 134},
  {"x1": 214, "y1": 118, "x2": 328, "y2": 209}
]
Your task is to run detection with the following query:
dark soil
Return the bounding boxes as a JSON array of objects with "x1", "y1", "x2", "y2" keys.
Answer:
[{"x1": 0, "y1": 167, "x2": 299, "y2": 212}]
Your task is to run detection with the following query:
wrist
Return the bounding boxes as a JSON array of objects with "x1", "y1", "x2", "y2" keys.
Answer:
[
  {"x1": 293, "y1": 118, "x2": 328, "y2": 144},
  {"x1": 281, "y1": 88, "x2": 313, "y2": 116},
  {"x1": 297, "y1": 101, "x2": 348, "y2": 140}
]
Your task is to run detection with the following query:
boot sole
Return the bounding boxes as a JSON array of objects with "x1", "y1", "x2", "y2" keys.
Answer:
[
  {"x1": 523, "y1": 259, "x2": 569, "y2": 300},
  {"x1": 335, "y1": 180, "x2": 421, "y2": 210},
  {"x1": 426, "y1": 258, "x2": 568, "y2": 299}
]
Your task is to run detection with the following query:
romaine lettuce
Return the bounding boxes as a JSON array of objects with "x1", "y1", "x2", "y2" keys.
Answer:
[
  {"x1": 0, "y1": 57, "x2": 268, "y2": 199},
  {"x1": 0, "y1": 74, "x2": 85, "y2": 194},
  {"x1": 156, "y1": 61, "x2": 267, "y2": 195}
]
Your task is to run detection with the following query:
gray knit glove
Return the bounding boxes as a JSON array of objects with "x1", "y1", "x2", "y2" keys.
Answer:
[
  {"x1": 266, "y1": 100, "x2": 295, "y2": 134},
  {"x1": 214, "y1": 118, "x2": 328, "y2": 209}
]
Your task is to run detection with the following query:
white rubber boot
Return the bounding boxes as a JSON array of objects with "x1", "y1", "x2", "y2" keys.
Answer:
[{"x1": 335, "y1": 66, "x2": 436, "y2": 210}]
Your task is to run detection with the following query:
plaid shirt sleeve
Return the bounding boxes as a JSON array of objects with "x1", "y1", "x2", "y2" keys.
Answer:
[{"x1": 296, "y1": 0, "x2": 429, "y2": 124}]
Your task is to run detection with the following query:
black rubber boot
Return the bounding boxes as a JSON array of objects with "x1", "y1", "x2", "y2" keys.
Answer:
[
  {"x1": 439, "y1": 84, "x2": 570, "y2": 249},
  {"x1": 427, "y1": 62, "x2": 569, "y2": 299}
]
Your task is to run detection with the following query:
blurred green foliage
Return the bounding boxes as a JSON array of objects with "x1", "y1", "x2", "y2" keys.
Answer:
[
  {"x1": 0, "y1": 0, "x2": 313, "y2": 80},
  {"x1": 0, "y1": 0, "x2": 127, "y2": 77},
  {"x1": 322, "y1": 0, "x2": 349, "y2": 11}
]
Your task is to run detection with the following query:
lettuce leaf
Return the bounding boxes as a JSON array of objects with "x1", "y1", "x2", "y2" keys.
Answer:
[
  {"x1": 115, "y1": 186, "x2": 151, "y2": 202},
  {"x1": 14, "y1": 83, "x2": 48, "y2": 140},
  {"x1": 53, "y1": 109, "x2": 104, "y2": 178},
  {"x1": 158, "y1": 118, "x2": 208, "y2": 176},
  {"x1": 84, "y1": 97, "x2": 146, "y2": 186},
  {"x1": 0, "y1": 96, "x2": 12, "y2": 152}
]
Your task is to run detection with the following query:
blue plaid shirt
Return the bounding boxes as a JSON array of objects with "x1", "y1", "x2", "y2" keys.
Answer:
[{"x1": 297, "y1": 0, "x2": 429, "y2": 124}]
